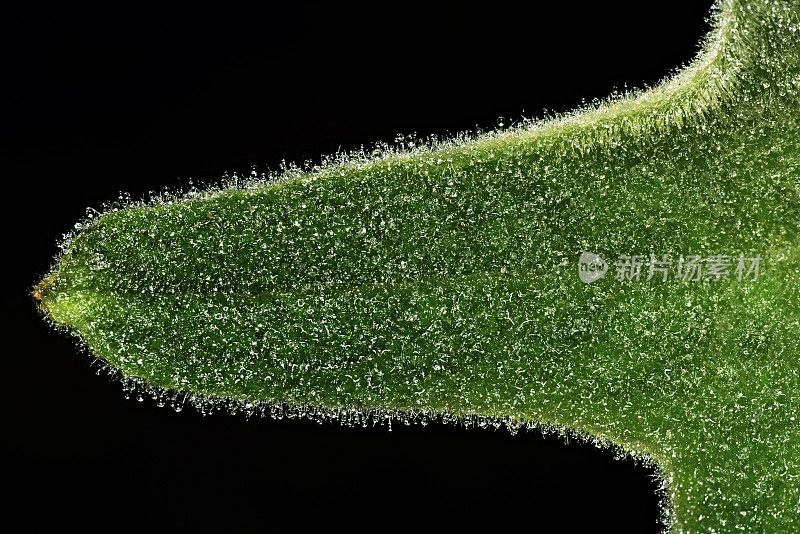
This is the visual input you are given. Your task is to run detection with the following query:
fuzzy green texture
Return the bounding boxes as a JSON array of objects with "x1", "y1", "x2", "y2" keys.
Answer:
[{"x1": 38, "y1": 1, "x2": 799, "y2": 531}]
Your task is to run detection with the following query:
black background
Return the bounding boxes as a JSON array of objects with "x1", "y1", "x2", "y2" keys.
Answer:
[{"x1": 5, "y1": 2, "x2": 712, "y2": 531}]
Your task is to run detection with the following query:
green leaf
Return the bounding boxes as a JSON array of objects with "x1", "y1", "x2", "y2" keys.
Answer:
[{"x1": 37, "y1": 1, "x2": 800, "y2": 531}]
